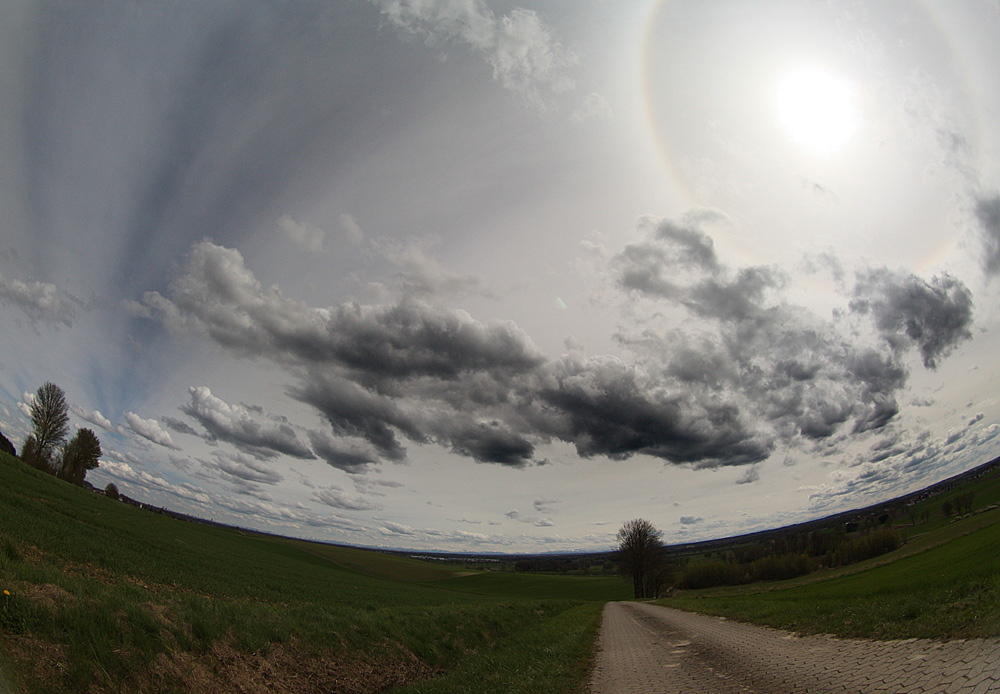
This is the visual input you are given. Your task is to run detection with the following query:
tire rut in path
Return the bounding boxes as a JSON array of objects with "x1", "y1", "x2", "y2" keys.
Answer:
[{"x1": 589, "y1": 601, "x2": 1000, "y2": 694}]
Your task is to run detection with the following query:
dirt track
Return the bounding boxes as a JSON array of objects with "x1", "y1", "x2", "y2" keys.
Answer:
[{"x1": 590, "y1": 602, "x2": 1000, "y2": 693}]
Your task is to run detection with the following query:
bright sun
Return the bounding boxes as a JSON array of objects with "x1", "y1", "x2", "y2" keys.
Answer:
[{"x1": 775, "y1": 67, "x2": 857, "y2": 155}]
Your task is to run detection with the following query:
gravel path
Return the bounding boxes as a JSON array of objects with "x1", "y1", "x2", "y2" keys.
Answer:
[{"x1": 590, "y1": 602, "x2": 1000, "y2": 694}]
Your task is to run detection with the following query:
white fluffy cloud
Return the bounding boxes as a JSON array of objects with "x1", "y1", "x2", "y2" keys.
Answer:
[
  {"x1": 125, "y1": 412, "x2": 180, "y2": 450},
  {"x1": 71, "y1": 406, "x2": 122, "y2": 434}
]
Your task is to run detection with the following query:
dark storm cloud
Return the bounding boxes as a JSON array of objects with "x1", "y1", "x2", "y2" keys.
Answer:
[
  {"x1": 665, "y1": 341, "x2": 739, "y2": 389},
  {"x1": 532, "y1": 355, "x2": 774, "y2": 466},
  {"x1": 850, "y1": 268, "x2": 973, "y2": 368},
  {"x1": 684, "y1": 267, "x2": 786, "y2": 322},
  {"x1": 615, "y1": 218, "x2": 720, "y2": 299},
  {"x1": 843, "y1": 348, "x2": 908, "y2": 394},
  {"x1": 851, "y1": 394, "x2": 900, "y2": 434},
  {"x1": 295, "y1": 371, "x2": 536, "y2": 468},
  {"x1": 973, "y1": 193, "x2": 1000, "y2": 276},
  {"x1": 867, "y1": 433, "x2": 905, "y2": 464},
  {"x1": 609, "y1": 215, "x2": 973, "y2": 448},
  {"x1": 142, "y1": 241, "x2": 545, "y2": 383},
  {"x1": 445, "y1": 420, "x2": 535, "y2": 467},
  {"x1": 307, "y1": 430, "x2": 381, "y2": 475},
  {"x1": 290, "y1": 372, "x2": 421, "y2": 462},
  {"x1": 180, "y1": 386, "x2": 314, "y2": 461},
  {"x1": 614, "y1": 219, "x2": 788, "y2": 325},
  {"x1": 141, "y1": 241, "x2": 547, "y2": 465},
  {"x1": 321, "y1": 301, "x2": 546, "y2": 383}
]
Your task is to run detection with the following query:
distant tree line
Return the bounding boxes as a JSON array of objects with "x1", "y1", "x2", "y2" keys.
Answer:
[
  {"x1": 18, "y1": 382, "x2": 102, "y2": 487},
  {"x1": 942, "y1": 491, "x2": 975, "y2": 517},
  {"x1": 675, "y1": 527, "x2": 902, "y2": 590},
  {"x1": 512, "y1": 556, "x2": 615, "y2": 574},
  {"x1": 611, "y1": 518, "x2": 906, "y2": 593}
]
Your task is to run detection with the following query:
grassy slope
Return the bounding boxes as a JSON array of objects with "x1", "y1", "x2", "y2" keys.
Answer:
[
  {"x1": 268, "y1": 536, "x2": 463, "y2": 583},
  {"x1": 662, "y1": 507, "x2": 1000, "y2": 640},
  {"x1": 896, "y1": 468, "x2": 1000, "y2": 539},
  {"x1": 8, "y1": 445, "x2": 997, "y2": 691},
  {"x1": 0, "y1": 453, "x2": 626, "y2": 693}
]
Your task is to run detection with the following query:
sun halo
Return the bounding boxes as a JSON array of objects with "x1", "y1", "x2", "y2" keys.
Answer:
[{"x1": 775, "y1": 66, "x2": 857, "y2": 155}]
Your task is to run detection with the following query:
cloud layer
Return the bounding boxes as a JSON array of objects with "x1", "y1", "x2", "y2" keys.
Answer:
[
  {"x1": 372, "y1": 0, "x2": 576, "y2": 108},
  {"x1": 135, "y1": 213, "x2": 974, "y2": 475}
]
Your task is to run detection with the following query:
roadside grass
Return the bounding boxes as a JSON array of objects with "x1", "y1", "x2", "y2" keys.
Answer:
[
  {"x1": 661, "y1": 509, "x2": 1000, "y2": 640},
  {"x1": 387, "y1": 602, "x2": 604, "y2": 694},
  {"x1": 0, "y1": 453, "x2": 622, "y2": 693}
]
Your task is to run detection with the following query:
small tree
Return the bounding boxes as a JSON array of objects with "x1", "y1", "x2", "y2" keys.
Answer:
[
  {"x1": 105, "y1": 483, "x2": 119, "y2": 500},
  {"x1": 29, "y1": 382, "x2": 69, "y2": 469},
  {"x1": 59, "y1": 428, "x2": 102, "y2": 486},
  {"x1": 941, "y1": 499, "x2": 954, "y2": 517},
  {"x1": 617, "y1": 518, "x2": 665, "y2": 599}
]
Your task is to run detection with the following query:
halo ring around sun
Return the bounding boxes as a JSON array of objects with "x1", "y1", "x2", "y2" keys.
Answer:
[{"x1": 638, "y1": 0, "x2": 987, "y2": 272}]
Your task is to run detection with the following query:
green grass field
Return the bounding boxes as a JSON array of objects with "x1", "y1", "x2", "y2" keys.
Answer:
[
  {"x1": 3, "y1": 448, "x2": 999, "y2": 693},
  {"x1": 0, "y1": 453, "x2": 627, "y2": 693},
  {"x1": 661, "y1": 505, "x2": 1000, "y2": 640}
]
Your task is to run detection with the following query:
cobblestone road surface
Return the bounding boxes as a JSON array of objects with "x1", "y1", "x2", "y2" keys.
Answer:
[{"x1": 590, "y1": 602, "x2": 1000, "y2": 693}]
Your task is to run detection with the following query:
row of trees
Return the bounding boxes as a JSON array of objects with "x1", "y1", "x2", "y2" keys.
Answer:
[
  {"x1": 615, "y1": 518, "x2": 906, "y2": 595},
  {"x1": 20, "y1": 382, "x2": 102, "y2": 486},
  {"x1": 942, "y1": 491, "x2": 975, "y2": 517}
]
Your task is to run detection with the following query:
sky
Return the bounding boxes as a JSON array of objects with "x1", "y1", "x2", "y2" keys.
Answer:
[{"x1": 2, "y1": 0, "x2": 1000, "y2": 553}]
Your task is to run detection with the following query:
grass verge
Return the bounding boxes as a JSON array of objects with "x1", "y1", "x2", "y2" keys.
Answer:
[
  {"x1": 661, "y1": 510, "x2": 1000, "y2": 640},
  {"x1": 387, "y1": 602, "x2": 604, "y2": 694}
]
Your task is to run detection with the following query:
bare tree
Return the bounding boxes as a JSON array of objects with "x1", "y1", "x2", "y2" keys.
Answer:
[
  {"x1": 29, "y1": 382, "x2": 69, "y2": 468},
  {"x1": 59, "y1": 428, "x2": 102, "y2": 486},
  {"x1": 617, "y1": 518, "x2": 665, "y2": 599}
]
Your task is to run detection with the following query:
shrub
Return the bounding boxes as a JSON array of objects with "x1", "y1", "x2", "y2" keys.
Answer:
[{"x1": 678, "y1": 560, "x2": 740, "y2": 589}]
